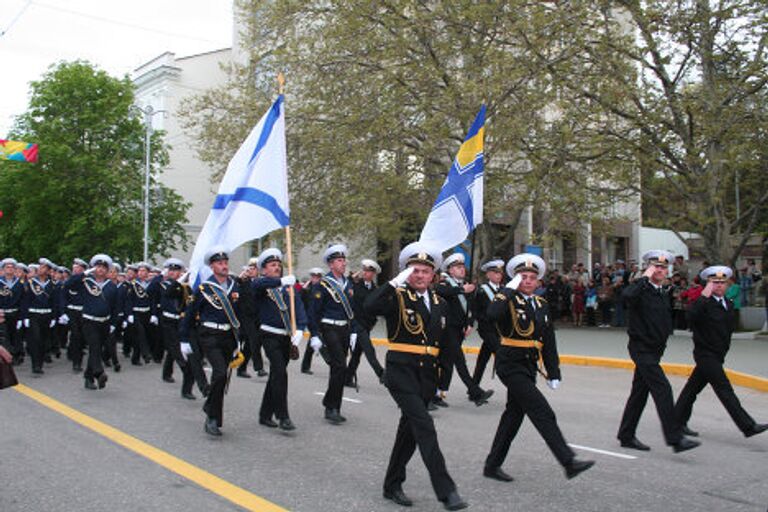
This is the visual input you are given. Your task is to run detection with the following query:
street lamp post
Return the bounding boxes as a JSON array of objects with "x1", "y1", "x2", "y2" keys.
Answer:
[{"x1": 133, "y1": 104, "x2": 164, "y2": 262}]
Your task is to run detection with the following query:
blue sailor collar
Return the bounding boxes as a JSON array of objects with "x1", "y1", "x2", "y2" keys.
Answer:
[
  {"x1": 324, "y1": 271, "x2": 348, "y2": 289},
  {"x1": 0, "y1": 276, "x2": 19, "y2": 287},
  {"x1": 205, "y1": 276, "x2": 235, "y2": 295}
]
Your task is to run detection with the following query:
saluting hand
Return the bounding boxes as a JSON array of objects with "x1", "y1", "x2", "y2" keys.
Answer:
[
  {"x1": 389, "y1": 267, "x2": 415, "y2": 288},
  {"x1": 462, "y1": 283, "x2": 476, "y2": 293},
  {"x1": 506, "y1": 274, "x2": 522, "y2": 291},
  {"x1": 701, "y1": 281, "x2": 714, "y2": 298}
]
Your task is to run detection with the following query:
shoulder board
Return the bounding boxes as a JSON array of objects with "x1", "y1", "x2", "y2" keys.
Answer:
[
  {"x1": 514, "y1": 295, "x2": 526, "y2": 305},
  {"x1": 535, "y1": 296, "x2": 546, "y2": 305},
  {"x1": 494, "y1": 293, "x2": 507, "y2": 300}
]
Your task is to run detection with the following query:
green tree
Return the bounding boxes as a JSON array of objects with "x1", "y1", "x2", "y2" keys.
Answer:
[
  {"x1": 0, "y1": 60, "x2": 189, "y2": 263},
  {"x1": 181, "y1": 1, "x2": 636, "y2": 273},
  {"x1": 523, "y1": 0, "x2": 768, "y2": 265}
]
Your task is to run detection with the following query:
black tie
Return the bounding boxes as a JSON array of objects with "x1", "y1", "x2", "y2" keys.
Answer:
[{"x1": 527, "y1": 297, "x2": 535, "y2": 311}]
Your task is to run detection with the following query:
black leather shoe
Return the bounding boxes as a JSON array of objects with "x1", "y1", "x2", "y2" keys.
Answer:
[
  {"x1": 427, "y1": 401, "x2": 438, "y2": 411},
  {"x1": 383, "y1": 487, "x2": 413, "y2": 507},
  {"x1": 564, "y1": 458, "x2": 595, "y2": 479},
  {"x1": 441, "y1": 490, "x2": 468, "y2": 510},
  {"x1": 672, "y1": 437, "x2": 700, "y2": 453},
  {"x1": 131, "y1": 360, "x2": 143, "y2": 366},
  {"x1": 32, "y1": 367, "x2": 44, "y2": 375},
  {"x1": 279, "y1": 418, "x2": 296, "y2": 431},
  {"x1": 620, "y1": 437, "x2": 650, "y2": 451},
  {"x1": 432, "y1": 396, "x2": 449, "y2": 408},
  {"x1": 97, "y1": 373, "x2": 108, "y2": 389},
  {"x1": 113, "y1": 363, "x2": 121, "y2": 373},
  {"x1": 301, "y1": 369, "x2": 313, "y2": 375},
  {"x1": 72, "y1": 364, "x2": 83, "y2": 373},
  {"x1": 237, "y1": 370, "x2": 252, "y2": 378},
  {"x1": 259, "y1": 418, "x2": 278, "y2": 428},
  {"x1": 681, "y1": 426, "x2": 699, "y2": 437},
  {"x1": 744, "y1": 423, "x2": 768, "y2": 438},
  {"x1": 257, "y1": 369, "x2": 268, "y2": 377},
  {"x1": 472, "y1": 389, "x2": 494, "y2": 406},
  {"x1": 201, "y1": 385, "x2": 211, "y2": 398},
  {"x1": 181, "y1": 392, "x2": 196, "y2": 400},
  {"x1": 204, "y1": 418, "x2": 222, "y2": 436},
  {"x1": 44, "y1": 354, "x2": 53, "y2": 363},
  {"x1": 325, "y1": 408, "x2": 344, "y2": 425},
  {"x1": 483, "y1": 466, "x2": 514, "y2": 482},
  {"x1": 163, "y1": 376, "x2": 175, "y2": 383},
  {"x1": 84, "y1": 379, "x2": 97, "y2": 390}
]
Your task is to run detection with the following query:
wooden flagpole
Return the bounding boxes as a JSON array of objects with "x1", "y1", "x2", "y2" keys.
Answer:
[{"x1": 278, "y1": 72, "x2": 298, "y2": 337}]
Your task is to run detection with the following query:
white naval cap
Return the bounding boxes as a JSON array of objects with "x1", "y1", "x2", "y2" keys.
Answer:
[
  {"x1": 163, "y1": 258, "x2": 185, "y2": 270},
  {"x1": 700, "y1": 265, "x2": 732, "y2": 282},
  {"x1": 257, "y1": 247, "x2": 283, "y2": 268},
  {"x1": 17, "y1": 263, "x2": 28, "y2": 272},
  {"x1": 73, "y1": 258, "x2": 89, "y2": 269},
  {"x1": 247, "y1": 256, "x2": 260, "y2": 267},
  {"x1": 29, "y1": 263, "x2": 39, "y2": 271},
  {"x1": 480, "y1": 258, "x2": 505, "y2": 273},
  {"x1": 641, "y1": 249, "x2": 674, "y2": 265},
  {"x1": 323, "y1": 243, "x2": 348, "y2": 263},
  {"x1": 506, "y1": 253, "x2": 546, "y2": 279},
  {"x1": 135, "y1": 261, "x2": 153, "y2": 270},
  {"x1": 90, "y1": 254, "x2": 113, "y2": 268},
  {"x1": 360, "y1": 259, "x2": 381, "y2": 274},
  {"x1": 441, "y1": 252, "x2": 466, "y2": 272},
  {"x1": 204, "y1": 246, "x2": 229, "y2": 265},
  {"x1": 398, "y1": 241, "x2": 442, "y2": 271},
  {"x1": 112, "y1": 262, "x2": 122, "y2": 273},
  {"x1": 1, "y1": 258, "x2": 18, "y2": 267},
  {"x1": 308, "y1": 267, "x2": 324, "y2": 276},
  {"x1": 38, "y1": 258, "x2": 54, "y2": 269}
]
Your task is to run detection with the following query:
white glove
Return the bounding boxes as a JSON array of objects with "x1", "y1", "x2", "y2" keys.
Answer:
[
  {"x1": 109, "y1": 325, "x2": 115, "y2": 334},
  {"x1": 24, "y1": 318, "x2": 30, "y2": 328},
  {"x1": 547, "y1": 379, "x2": 560, "y2": 390},
  {"x1": 180, "y1": 342, "x2": 193, "y2": 361},
  {"x1": 291, "y1": 331, "x2": 304, "y2": 347},
  {"x1": 506, "y1": 273, "x2": 522, "y2": 290},
  {"x1": 150, "y1": 315, "x2": 158, "y2": 325},
  {"x1": 58, "y1": 314, "x2": 69, "y2": 325},
  {"x1": 16, "y1": 320, "x2": 22, "y2": 330},
  {"x1": 49, "y1": 319, "x2": 56, "y2": 328},
  {"x1": 280, "y1": 275, "x2": 297, "y2": 287},
  {"x1": 389, "y1": 266, "x2": 415, "y2": 287},
  {"x1": 122, "y1": 321, "x2": 127, "y2": 329},
  {"x1": 310, "y1": 336, "x2": 322, "y2": 352},
  {"x1": 127, "y1": 315, "x2": 134, "y2": 324},
  {"x1": 349, "y1": 332, "x2": 358, "y2": 351},
  {"x1": 84, "y1": 267, "x2": 95, "y2": 275}
]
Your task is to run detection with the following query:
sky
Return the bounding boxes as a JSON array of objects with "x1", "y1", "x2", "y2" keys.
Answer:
[{"x1": 0, "y1": 0, "x2": 234, "y2": 136}]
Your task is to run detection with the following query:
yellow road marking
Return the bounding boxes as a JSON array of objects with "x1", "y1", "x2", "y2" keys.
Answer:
[
  {"x1": 13, "y1": 384, "x2": 288, "y2": 512},
  {"x1": 370, "y1": 338, "x2": 768, "y2": 392}
]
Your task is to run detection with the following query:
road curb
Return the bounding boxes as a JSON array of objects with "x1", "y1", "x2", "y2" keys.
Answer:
[{"x1": 370, "y1": 337, "x2": 768, "y2": 393}]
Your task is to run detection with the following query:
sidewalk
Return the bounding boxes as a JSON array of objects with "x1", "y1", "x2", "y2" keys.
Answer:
[{"x1": 368, "y1": 323, "x2": 768, "y2": 379}]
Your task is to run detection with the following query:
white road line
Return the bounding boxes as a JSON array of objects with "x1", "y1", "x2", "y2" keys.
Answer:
[
  {"x1": 313, "y1": 392, "x2": 362, "y2": 404},
  {"x1": 568, "y1": 443, "x2": 638, "y2": 460}
]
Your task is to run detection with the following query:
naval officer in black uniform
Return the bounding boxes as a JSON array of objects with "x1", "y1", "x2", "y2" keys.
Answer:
[
  {"x1": 180, "y1": 247, "x2": 241, "y2": 436},
  {"x1": 674, "y1": 265, "x2": 767, "y2": 438},
  {"x1": 617, "y1": 250, "x2": 700, "y2": 453},
  {"x1": 484, "y1": 253, "x2": 594, "y2": 482},
  {"x1": 365, "y1": 242, "x2": 467, "y2": 511}
]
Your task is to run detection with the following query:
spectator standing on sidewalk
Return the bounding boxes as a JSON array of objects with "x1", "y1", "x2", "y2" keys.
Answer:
[
  {"x1": 585, "y1": 280, "x2": 598, "y2": 326},
  {"x1": 725, "y1": 276, "x2": 742, "y2": 329},
  {"x1": 572, "y1": 278, "x2": 586, "y2": 327},
  {"x1": 597, "y1": 276, "x2": 614, "y2": 327}
]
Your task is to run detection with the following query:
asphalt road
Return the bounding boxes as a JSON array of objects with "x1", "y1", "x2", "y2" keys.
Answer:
[{"x1": 2, "y1": 342, "x2": 767, "y2": 512}]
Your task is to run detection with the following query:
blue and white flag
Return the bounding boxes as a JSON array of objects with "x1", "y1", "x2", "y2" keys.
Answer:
[
  {"x1": 419, "y1": 105, "x2": 485, "y2": 252},
  {"x1": 189, "y1": 95, "x2": 289, "y2": 284}
]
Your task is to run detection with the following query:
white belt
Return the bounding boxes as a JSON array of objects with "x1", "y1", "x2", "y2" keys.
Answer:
[
  {"x1": 321, "y1": 318, "x2": 348, "y2": 326},
  {"x1": 67, "y1": 305, "x2": 84, "y2": 311},
  {"x1": 29, "y1": 308, "x2": 52, "y2": 314},
  {"x1": 202, "y1": 321, "x2": 231, "y2": 331},
  {"x1": 2, "y1": 308, "x2": 18, "y2": 313},
  {"x1": 260, "y1": 324, "x2": 289, "y2": 336},
  {"x1": 162, "y1": 311, "x2": 181, "y2": 320},
  {"x1": 83, "y1": 314, "x2": 110, "y2": 322},
  {"x1": 133, "y1": 306, "x2": 150, "y2": 312}
]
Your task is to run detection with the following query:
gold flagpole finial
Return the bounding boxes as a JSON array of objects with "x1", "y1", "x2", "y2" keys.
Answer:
[{"x1": 277, "y1": 72, "x2": 285, "y2": 95}]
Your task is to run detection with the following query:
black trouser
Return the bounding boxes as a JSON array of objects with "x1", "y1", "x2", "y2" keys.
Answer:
[
  {"x1": 3, "y1": 311, "x2": 22, "y2": 358},
  {"x1": 260, "y1": 332, "x2": 291, "y2": 421},
  {"x1": 301, "y1": 342, "x2": 315, "y2": 372},
  {"x1": 129, "y1": 311, "x2": 152, "y2": 363},
  {"x1": 346, "y1": 328, "x2": 384, "y2": 381},
  {"x1": 82, "y1": 319, "x2": 108, "y2": 381},
  {"x1": 674, "y1": 356, "x2": 756, "y2": 434},
  {"x1": 599, "y1": 301, "x2": 612, "y2": 324},
  {"x1": 320, "y1": 323, "x2": 350, "y2": 411},
  {"x1": 161, "y1": 319, "x2": 193, "y2": 394},
  {"x1": 472, "y1": 328, "x2": 499, "y2": 386},
  {"x1": 618, "y1": 348, "x2": 682, "y2": 445},
  {"x1": 102, "y1": 326, "x2": 120, "y2": 368},
  {"x1": 27, "y1": 313, "x2": 53, "y2": 371},
  {"x1": 199, "y1": 327, "x2": 236, "y2": 427},
  {"x1": 66, "y1": 309, "x2": 85, "y2": 365},
  {"x1": 385, "y1": 369, "x2": 456, "y2": 500},
  {"x1": 239, "y1": 320, "x2": 264, "y2": 372},
  {"x1": 486, "y1": 369, "x2": 574, "y2": 468},
  {"x1": 438, "y1": 325, "x2": 482, "y2": 398}
]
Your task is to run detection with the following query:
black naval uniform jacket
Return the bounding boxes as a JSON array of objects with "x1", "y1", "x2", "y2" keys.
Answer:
[
  {"x1": 252, "y1": 277, "x2": 308, "y2": 332},
  {"x1": 435, "y1": 278, "x2": 474, "y2": 330},
  {"x1": 21, "y1": 278, "x2": 58, "y2": 318},
  {"x1": 149, "y1": 277, "x2": 187, "y2": 320},
  {"x1": 474, "y1": 282, "x2": 500, "y2": 337},
  {"x1": 0, "y1": 276, "x2": 24, "y2": 313},
  {"x1": 308, "y1": 272, "x2": 355, "y2": 337},
  {"x1": 622, "y1": 277, "x2": 673, "y2": 357},
  {"x1": 179, "y1": 277, "x2": 241, "y2": 342},
  {"x1": 351, "y1": 279, "x2": 378, "y2": 333},
  {"x1": 487, "y1": 289, "x2": 561, "y2": 381},
  {"x1": 364, "y1": 283, "x2": 446, "y2": 400},
  {"x1": 64, "y1": 273, "x2": 119, "y2": 327},
  {"x1": 688, "y1": 295, "x2": 736, "y2": 362},
  {"x1": 124, "y1": 279, "x2": 153, "y2": 317}
]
